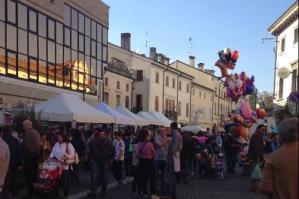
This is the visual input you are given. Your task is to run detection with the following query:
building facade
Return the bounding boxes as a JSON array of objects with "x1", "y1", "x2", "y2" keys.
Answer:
[
  {"x1": 0, "y1": 0, "x2": 109, "y2": 109},
  {"x1": 268, "y1": 2, "x2": 298, "y2": 114},
  {"x1": 103, "y1": 56, "x2": 133, "y2": 109}
]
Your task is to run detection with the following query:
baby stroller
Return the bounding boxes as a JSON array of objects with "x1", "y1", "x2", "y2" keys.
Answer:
[{"x1": 33, "y1": 159, "x2": 63, "y2": 198}]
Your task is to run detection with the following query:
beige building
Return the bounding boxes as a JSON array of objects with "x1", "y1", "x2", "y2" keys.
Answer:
[
  {"x1": 103, "y1": 56, "x2": 133, "y2": 109},
  {"x1": 0, "y1": 0, "x2": 109, "y2": 109}
]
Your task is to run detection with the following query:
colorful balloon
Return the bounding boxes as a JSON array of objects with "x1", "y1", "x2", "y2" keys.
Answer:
[
  {"x1": 231, "y1": 50, "x2": 239, "y2": 62},
  {"x1": 240, "y1": 100, "x2": 253, "y2": 119},
  {"x1": 223, "y1": 47, "x2": 231, "y2": 55},
  {"x1": 256, "y1": 108, "x2": 266, "y2": 119}
]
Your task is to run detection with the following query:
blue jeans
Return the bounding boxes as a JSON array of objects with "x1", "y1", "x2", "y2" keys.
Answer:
[
  {"x1": 90, "y1": 161, "x2": 108, "y2": 193},
  {"x1": 155, "y1": 160, "x2": 166, "y2": 192}
]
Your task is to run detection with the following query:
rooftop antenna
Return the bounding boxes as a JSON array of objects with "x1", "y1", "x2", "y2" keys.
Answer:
[
  {"x1": 145, "y1": 30, "x2": 150, "y2": 55},
  {"x1": 188, "y1": 37, "x2": 194, "y2": 56}
]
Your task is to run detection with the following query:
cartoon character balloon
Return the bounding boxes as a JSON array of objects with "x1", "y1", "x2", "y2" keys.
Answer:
[{"x1": 215, "y1": 47, "x2": 239, "y2": 78}]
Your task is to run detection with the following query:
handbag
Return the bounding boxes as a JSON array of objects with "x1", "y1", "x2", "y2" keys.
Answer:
[
  {"x1": 251, "y1": 163, "x2": 262, "y2": 181},
  {"x1": 65, "y1": 143, "x2": 80, "y2": 165}
]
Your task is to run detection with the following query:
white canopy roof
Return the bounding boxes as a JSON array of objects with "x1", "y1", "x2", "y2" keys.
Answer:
[
  {"x1": 35, "y1": 93, "x2": 115, "y2": 123},
  {"x1": 95, "y1": 103, "x2": 135, "y2": 125},
  {"x1": 137, "y1": 111, "x2": 163, "y2": 126},
  {"x1": 181, "y1": 125, "x2": 206, "y2": 134},
  {"x1": 150, "y1": 111, "x2": 172, "y2": 127},
  {"x1": 114, "y1": 105, "x2": 150, "y2": 126}
]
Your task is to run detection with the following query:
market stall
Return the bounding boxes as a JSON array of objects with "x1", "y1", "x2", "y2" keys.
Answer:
[{"x1": 114, "y1": 105, "x2": 150, "y2": 126}]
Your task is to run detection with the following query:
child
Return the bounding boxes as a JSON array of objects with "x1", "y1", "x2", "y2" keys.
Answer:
[{"x1": 215, "y1": 153, "x2": 224, "y2": 180}]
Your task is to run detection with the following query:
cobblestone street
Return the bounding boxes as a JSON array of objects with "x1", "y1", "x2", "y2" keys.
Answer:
[{"x1": 72, "y1": 172, "x2": 266, "y2": 199}]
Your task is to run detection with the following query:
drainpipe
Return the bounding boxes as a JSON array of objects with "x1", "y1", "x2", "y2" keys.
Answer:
[
  {"x1": 212, "y1": 93, "x2": 215, "y2": 127},
  {"x1": 190, "y1": 84, "x2": 194, "y2": 123},
  {"x1": 273, "y1": 35, "x2": 278, "y2": 103},
  {"x1": 217, "y1": 81, "x2": 221, "y2": 123},
  {"x1": 162, "y1": 65, "x2": 169, "y2": 114},
  {"x1": 131, "y1": 77, "x2": 135, "y2": 111},
  {"x1": 176, "y1": 72, "x2": 182, "y2": 122}
]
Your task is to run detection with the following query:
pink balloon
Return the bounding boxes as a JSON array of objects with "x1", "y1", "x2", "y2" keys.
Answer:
[{"x1": 240, "y1": 100, "x2": 252, "y2": 119}]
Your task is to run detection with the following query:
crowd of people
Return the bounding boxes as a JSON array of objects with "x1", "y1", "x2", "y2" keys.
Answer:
[{"x1": 0, "y1": 117, "x2": 298, "y2": 199}]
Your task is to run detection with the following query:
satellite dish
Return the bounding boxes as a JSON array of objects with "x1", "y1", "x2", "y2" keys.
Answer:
[{"x1": 277, "y1": 67, "x2": 291, "y2": 79}]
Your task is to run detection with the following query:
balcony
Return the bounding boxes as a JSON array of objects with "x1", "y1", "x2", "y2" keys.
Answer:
[
  {"x1": 132, "y1": 106, "x2": 143, "y2": 113},
  {"x1": 164, "y1": 110, "x2": 178, "y2": 121},
  {"x1": 107, "y1": 58, "x2": 133, "y2": 79}
]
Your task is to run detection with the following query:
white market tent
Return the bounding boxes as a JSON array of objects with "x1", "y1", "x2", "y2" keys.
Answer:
[
  {"x1": 114, "y1": 105, "x2": 150, "y2": 126},
  {"x1": 35, "y1": 93, "x2": 115, "y2": 123},
  {"x1": 181, "y1": 125, "x2": 206, "y2": 134},
  {"x1": 150, "y1": 111, "x2": 172, "y2": 127},
  {"x1": 137, "y1": 111, "x2": 163, "y2": 126},
  {"x1": 95, "y1": 103, "x2": 135, "y2": 125}
]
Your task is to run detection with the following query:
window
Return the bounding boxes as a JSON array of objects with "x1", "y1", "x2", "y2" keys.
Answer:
[
  {"x1": 18, "y1": 29, "x2": 27, "y2": 54},
  {"x1": 103, "y1": 27, "x2": 108, "y2": 44},
  {"x1": 85, "y1": 17, "x2": 90, "y2": 36},
  {"x1": 71, "y1": 9, "x2": 77, "y2": 30},
  {"x1": 103, "y1": 46, "x2": 107, "y2": 61},
  {"x1": 7, "y1": 0, "x2": 16, "y2": 24},
  {"x1": 29, "y1": 58, "x2": 37, "y2": 80},
  {"x1": 47, "y1": 40, "x2": 55, "y2": 63},
  {"x1": 91, "y1": 58, "x2": 96, "y2": 76},
  {"x1": 186, "y1": 103, "x2": 189, "y2": 117},
  {"x1": 97, "y1": 24, "x2": 102, "y2": 42},
  {"x1": 105, "y1": 77, "x2": 108, "y2": 86},
  {"x1": 48, "y1": 63, "x2": 55, "y2": 84},
  {"x1": 48, "y1": 19, "x2": 55, "y2": 40},
  {"x1": 56, "y1": 22, "x2": 63, "y2": 44},
  {"x1": 0, "y1": 0, "x2": 4, "y2": 21},
  {"x1": 78, "y1": 13, "x2": 84, "y2": 33},
  {"x1": 91, "y1": 20, "x2": 96, "y2": 39},
  {"x1": 38, "y1": 14, "x2": 46, "y2": 37},
  {"x1": 126, "y1": 84, "x2": 129, "y2": 92},
  {"x1": 0, "y1": 22, "x2": 4, "y2": 48},
  {"x1": 64, "y1": 5, "x2": 71, "y2": 26},
  {"x1": 294, "y1": 28, "x2": 298, "y2": 44},
  {"x1": 7, "y1": 51, "x2": 16, "y2": 75},
  {"x1": 291, "y1": 69, "x2": 297, "y2": 92},
  {"x1": 18, "y1": 54, "x2": 27, "y2": 79},
  {"x1": 39, "y1": 37, "x2": 46, "y2": 60},
  {"x1": 29, "y1": 10, "x2": 37, "y2": 32},
  {"x1": 186, "y1": 84, "x2": 189, "y2": 93},
  {"x1": 29, "y1": 33, "x2": 37, "y2": 57},
  {"x1": 155, "y1": 72, "x2": 159, "y2": 83},
  {"x1": 7, "y1": 25, "x2": 16, "y2": 50},
  {"x1": 18, "y1": 4, "x2": 27, "y2": 29},
  {"x1": 97, "y1": 61, "x2": 102, "y2": 78},
  {"x1": 116, "y1": 81, "x2": 120, "y2": 89},
  {"x1": 85, "y1": 37, "x2": 90, "y2": 55},
  {"x1": 79, "y1": 34, "x2": 84, "y2": 52},
  {"x1": 64, "y1": 27, "x2": 70, "y2": 46},
  {"x1": 97, "y1": 42, "x2": 102, "y2": 60},
  {"x1": 104, "y1": 92, "x2": 109, "y2": 104},
  {"x1": 155, "y1": 96, "x2": 159, "y2": 111},
  {"x1": 136, "y1": 70, "x2": 143, "y2": 81},
  {"x1": 91, "y1": 40, "x2": 96, "y2": 57},
  {"x1": 166, "y1": 76, "x2": 169, "y2": 86},
  {"x1": 125, "y1": 96, "x2": 130, "y2": 109},
  {"x1": 136, "y1": 95, "x2": 143, "y2": 109},
  {"x1": 116, "y1": 95, "x2": 121, "y2": 106},
  {"x1": 178, "y1": 80, "x2": 181, "y2": 91},
  {"x1": 281, "y1": 38, "x2": 285, "y2": 52},
  {"x1": 39, "y1": 60, "x2": 47, "y2": 83},
  {"x1": 0, "y1": 48, "x2": 4, "y2": 74},
  {"x1": 177, "y1": 101, "x2": 181, "y2": 116},
  {"x1": 279, "y1": 78, "x2": 284, "y2": 99},
  {"x1": 71, "y1": 30, "x2": 78, "y2": 50},
  {"x1": 172, "y1": 78, "x2": 176, "y2": 88}
]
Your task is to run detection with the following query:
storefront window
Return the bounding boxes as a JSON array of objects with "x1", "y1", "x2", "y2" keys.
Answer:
[
  {"x1": 0, "y1": 48, "x2": 5, "y2": 74},
  {"x1": 38, "y1": 60, "x2": 47, "y2": 83},
  {"x1": 0, "y1": 22, "x2": 5, "y2": 48},
  {"x1": 48, "y1": 63, "x2": 55, "y2": 84},
  {"x1": 18, "y1": 54, "x2": 28, "y2": 79},
  {"x1": 18, "y1": 29, "x2": 27, "y2": 54},
  {"x1": 7, "y1": 51, "x2": 16, "y2": 75},
  {"x1": 18, "y1": 3, "x2": 27, "y2": 29},
  {"x1": 29, "y1": 58, "x2": 37, "y2": 80},
  {"x1": 7, "y1": 25, "x2": 17, "y2": 51}
]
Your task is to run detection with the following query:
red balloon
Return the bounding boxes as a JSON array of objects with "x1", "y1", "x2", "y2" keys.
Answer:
[
  {"x1": 231, "y1": 50, "x2": 239, "y2": 61},
  {"x1": 256, "y1": 108, "x2": 266, "y2": 119}
]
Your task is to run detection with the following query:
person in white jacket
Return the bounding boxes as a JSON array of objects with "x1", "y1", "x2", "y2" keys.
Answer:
[{"x1": 50, "y1": 132, "x2": 75, "y2": 199}]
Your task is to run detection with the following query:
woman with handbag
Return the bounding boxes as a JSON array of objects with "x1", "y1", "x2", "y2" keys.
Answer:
[{"x1": 50, "y1": 132, "x2": 75, "y2": 199}]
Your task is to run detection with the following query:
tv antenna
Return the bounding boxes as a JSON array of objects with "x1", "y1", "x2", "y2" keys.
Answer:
[{"x1": 188, "y1": 37, "x2": 194, "y2": 56}]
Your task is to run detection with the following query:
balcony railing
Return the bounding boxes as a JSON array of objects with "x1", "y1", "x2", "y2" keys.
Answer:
[
  {"x1": 164, "y1": 110, "x2": 178, "y2": 121},
  {"x1": 132, "y1": 106, "x2": 143, "y2": 113}
]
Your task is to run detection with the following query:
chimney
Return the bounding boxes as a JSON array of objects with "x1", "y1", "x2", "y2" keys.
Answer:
[
  {"x1": 121, "y1": 33, "x2": 131, "y2": 50},
  {"x1": 164, "y1": 57, "x2": 170, "y2": 65},
  {"x1": 198, "y1": 63, "x2": 204, "y2": 71},
  {"x1": 189, "y1": 56, "x2": 195, "y2": 67},
  {"x1": 150, "y1": 47, "x2": 156, "y2": 60}
]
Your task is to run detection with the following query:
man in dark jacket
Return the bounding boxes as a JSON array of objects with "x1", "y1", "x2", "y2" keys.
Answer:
[
  {"x1": 2, "y1": 127, "x2": 22, "y2": 198},
  {"x1": 180, "y1": 131, "x2": 193, "y2": 184},
  {"x1": 22, "y1": 120, "x2": 40, "y2": 199},
  {"x1": 224, "y1": 133, "x2": 241, "y2": 174},
  {"x1": 87, "y1": 129, "x2": 115, "y2": 198}
]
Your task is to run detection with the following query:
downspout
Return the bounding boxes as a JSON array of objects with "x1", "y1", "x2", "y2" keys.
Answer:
[
  {"x1": 190, "y1": 84, "x2": 194, "y2": 123},
  {"x1": 217, "y1": 81, "x2": 221, "y2": 123},
  {"x1": 212, "y1": 92, "x2": 215, "y2": 127},
  {"x1": 162, "y1": 65, "x2": 169, "y2": 114},
  {"x1": 176, "y1": 72, "x2": 182, "y2": 122},
  {"x1": 273, "y1": 35, "x2": 278, "y2": 101},
  {"x1": 131, "y1": 77, "x2": 135, "y2": 111}
]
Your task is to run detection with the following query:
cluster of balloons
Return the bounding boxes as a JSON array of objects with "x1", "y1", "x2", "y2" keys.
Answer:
[
  {"x1": 224, "y1": 100, "x2": 266, "y2": 140},
  {"x1": 215, "y1": 48, "x2": 239, "y2": 78},
  {"x1": 224, "y1": 72, "x2": 255, "y2": 102}
]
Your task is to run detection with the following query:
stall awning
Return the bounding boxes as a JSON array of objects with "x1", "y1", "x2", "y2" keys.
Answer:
[
  {"x1": 114, "y1": 105, "x2": 150, "y2": 126},
  {"x1": 150, "y1": 111, "x2": 172, "y2": 127},
  {"x1": 137, "y1": 111, "x2": 163, "y2": 126},
  {"x1": 95, "y1": 103, "x2": 135, "y2": 125},
  {"x1": 35, "y1": 93, "x2": 115, "y2": 123}
]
